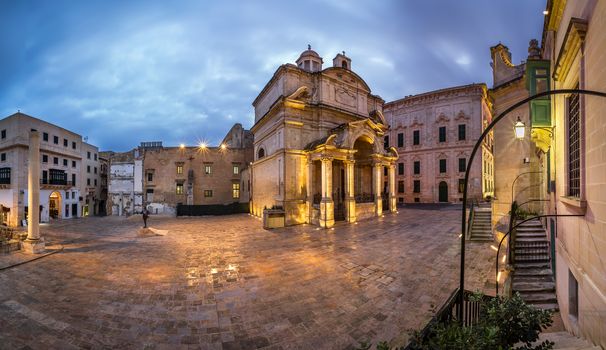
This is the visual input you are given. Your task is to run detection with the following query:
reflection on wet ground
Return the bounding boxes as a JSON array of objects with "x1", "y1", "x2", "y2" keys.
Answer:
[{"x1": 0, "y1": 207, "x2": 495, "y2": 349}]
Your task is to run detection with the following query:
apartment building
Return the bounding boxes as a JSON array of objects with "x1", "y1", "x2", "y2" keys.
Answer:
[{"x1": 0, "y1": 112, "x2": 103, "y2": 226}]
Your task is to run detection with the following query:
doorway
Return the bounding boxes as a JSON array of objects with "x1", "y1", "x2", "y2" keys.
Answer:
[
  {"x1": 439, "y1": 181, "x2": 448, "y2": 203},
  {"x1": 49, "y1": 191, "x2": 62, "y2": 219}
]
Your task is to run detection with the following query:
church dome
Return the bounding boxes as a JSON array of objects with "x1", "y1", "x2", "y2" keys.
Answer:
[{"x1": 296, "y1": 45, "x2": 323, "y2": 72}]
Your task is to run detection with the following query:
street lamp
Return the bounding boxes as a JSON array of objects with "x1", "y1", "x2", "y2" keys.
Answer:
[{"x1": 514, "y1": 117, "x2": 525, "y2": 139}]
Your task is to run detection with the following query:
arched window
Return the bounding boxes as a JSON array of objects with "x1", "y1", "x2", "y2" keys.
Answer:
[
  {"x1": 341, "y1": 61, "x2": 348, "y2": 69},
  {"x1": 257, "y1": 148, "x2": 265, "y2": 159}
]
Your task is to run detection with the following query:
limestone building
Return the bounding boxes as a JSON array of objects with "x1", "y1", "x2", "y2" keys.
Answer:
[
  {"x1": 542, "y1": 0, "x2": 606, "y2": 346},
  {"x1": 105, "y1": 149, "x2": 144, "y2": 216},
  {"x1": 250, "y1": 47, "x2": 398, "y2": 228},
  {"x1": 489, "y1": 43, "x2": 545, "y2": 235},
  {"x1": 384, "y1": 84, "x2": 494, "y2": 204},
  {"x1": 0, "y1": 112, "x2": 104, "y2": 226},
  {"x1": 141, "y1": 123, "x2": 253, "y2": 214}
]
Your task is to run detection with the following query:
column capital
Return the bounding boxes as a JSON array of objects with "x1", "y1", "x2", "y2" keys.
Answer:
[
  {"x1": 343, "y1": 158, "x2": 355, "y2": 165},
  {"x1": 320, "y1": 155, "x2": 334, "y2": 162}
]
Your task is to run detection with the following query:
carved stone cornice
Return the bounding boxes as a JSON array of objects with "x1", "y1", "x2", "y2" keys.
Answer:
[{"x1": 553, "y1": 17, "x2": 587, "y2": 82}]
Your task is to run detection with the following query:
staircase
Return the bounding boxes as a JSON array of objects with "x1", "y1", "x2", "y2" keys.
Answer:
[
  {"x1": 512, "y1": 218, "x2": 558, "y2": 310},
  {"x1": 469, "y1": 202, "x2": 493, "y2": 241},
  {"x1": 532, "y1": 332, "x2": 601, "y2": 349}
]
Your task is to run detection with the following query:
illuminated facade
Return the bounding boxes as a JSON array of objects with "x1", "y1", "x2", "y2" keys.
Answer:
[
  {"x1": 384, "y1": 84, "x2": 494, "y2": 204},
  {"x1": 250, "y1": 47, "x2": 397, "y2": 228}
]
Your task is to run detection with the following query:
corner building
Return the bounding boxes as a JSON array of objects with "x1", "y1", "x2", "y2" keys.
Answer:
[
  {"x1": 384, "y1": 84, "x2": 494, "y2": 204},
  {"x1": 250, "y1": 48, "x2": 398, "y2": 228}
]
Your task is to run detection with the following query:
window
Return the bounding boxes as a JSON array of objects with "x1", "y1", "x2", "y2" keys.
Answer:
[
  {"x1": 53, "y1": 136, "x2": 59, "y2": 144},
  {"x1": 232, "y1": 183, "x2": 240, "y2": 199},
  {"x1": 65, "y1": 191, "x2": 69, "y2": 199},
  {"x1": 94, "y1": 179, "x2": 97, "y2": 186},
  {"x1": 439, "y1": 126, "x2": 446, "y2": 142},
  {"x1": 94, "y1": 154, "x2": 97, "y2": 161},
  {"x1": 439, "y1": 159, "x2": 446, "y2": 173},
  {"x1": 384, "y1": 135, "x2": 389, "y2": 149},
  {"x1": 535, "y1": 68, "x2": 549, "y2": 94},
  {"x1": 567, "y1": 89, "x2": 581, "y2": 197},
  {"x1": 176, "y1": 165, "x2": 183, "y2": 174},
  {"x1": 63, "y1": 159, "x2": 68, "y2": 166},
  {"x1": 147, "y1": 173, "x2": 153, "y2": 182},
  {"x1": 413, "y1": 180, "x2": 421, "y2": 193},
  {"x1": 53, "y1": 157, "x2": 59, "y2": 165},
  {"x1": 413, "y1": 130, "x2": 420, "y2": 145},
  {"x1": 398, "y1": 163, "x2": 404, "y2": 175},
  {"x1": 87, "y1": 165, "x2": 90, "y2": 173},
  {"x1": 72, "y1": 160, "x2": 76, "y2": 168},
  {"x1": 459, "y1": 158, "x2": 466, "y2": 172},
  {"x1": 63, "y1": 139, "x2": 68, "y2": 147},
  {"x1": 94, "y1": 167, "x2": 97, "y2": 174},
  {"x1": 176, "y1": 183, "x2": 184, "y2": 194},
  {"x1": 0, "y1": 153, "x2": 5, "y2": 162},
  {"x1": 233, "y1": 165, "x2": 239, "y2": 175},
  {"x1": 569, "y1": 270, "x2": 578, "y2": 318},
  {"x1": 205, "y1": 164, "x2": 212, "y2": 175},
  {"x1": 413, "y1": 161, "x2": 420, "y2": 175},
  {"x1": 458, "y1": 124, "x2": 466, "y2": 141},
  {"x1": 458, "y1": 179, "x2": 465, "y2": 193},
  {"x1": 87, "y1": 178, "x2": 91, "y2": 186},
  {"x1": 397, "y1": 133, "x2": 404, "y2": 148},
  {"x1": 72, "y1": 141, "x2": 76, "y2": 149},
  {"x1": 43, "y1": 155, "x2": 48, "y2": 163},
  {"x1": 1, "y1": 130, "x2": 5, "y2": 139},
  {"x1": 72, "y1": 174, "x2": 76, "y2": 186},
  {"x1": 398, "y1": 180, "x2": 404, "y2": 193},
  {"x1": 204, "y1": 190, "x2": 213, "y2": 197},
  {"x1": 257, "y1": 148, "x2": 265, "y2": 159},
  {"x1": 43, "y1": 132, "x2": 49, "y2": 141},
  {"x1": 87, "y1": 151, "x2": 91, "y2": 159},
  {"x1": 146, "y1": 189, "x2": 154, "y2": 202}
]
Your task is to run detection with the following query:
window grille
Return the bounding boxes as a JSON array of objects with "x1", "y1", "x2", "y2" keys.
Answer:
[{"x1": 568, "y1": 89, "x2": 580, "y2": 197}]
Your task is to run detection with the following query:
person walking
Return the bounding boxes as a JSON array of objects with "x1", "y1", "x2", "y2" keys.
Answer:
[{"x1": 142, "y1": 208, "x2": 149, "y2": 228}]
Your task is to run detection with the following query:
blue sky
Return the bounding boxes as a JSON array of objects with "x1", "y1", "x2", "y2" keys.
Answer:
[{"x1": 0, "y1": 0, "x2": 546, "y2": 151}]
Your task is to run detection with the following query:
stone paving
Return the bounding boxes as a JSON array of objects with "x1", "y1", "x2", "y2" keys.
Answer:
[{"x1": 0, "y1": 205, "x2": 496, "y2": 349}]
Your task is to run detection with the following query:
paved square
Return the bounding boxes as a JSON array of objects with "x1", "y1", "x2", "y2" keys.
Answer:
[{"x1": 0, "y1": 206, "x2": 496, "y2": 349}]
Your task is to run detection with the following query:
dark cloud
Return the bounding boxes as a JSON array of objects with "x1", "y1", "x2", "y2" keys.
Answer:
[{"x1": 0, "y1": 0, "x2": 546, "y2": 151}]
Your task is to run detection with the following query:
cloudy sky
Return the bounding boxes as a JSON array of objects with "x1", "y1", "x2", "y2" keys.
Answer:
[{"x1": 1, "y1": 0, "x2": 546, "y2": 151}]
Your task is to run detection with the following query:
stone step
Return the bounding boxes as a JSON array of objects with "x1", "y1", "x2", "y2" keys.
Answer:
[
  {"x1": 518, "y1": 292, "x2": 557, "y2": 304},
  {"x1": 513, "y1": 267, "x2": 553, "y2": 276},
  {"x1": 516, "y1": 237, "x2": 548, "y2": 243},
  {"x1": 513, "y1": 275, "x2": 555, "y2": 283},
  {"x1": 515, "y1": 253, "x2": 549, "y2": 260},
  {"x1": 514, "y1": 261, "x2": 551, "y2": 269},
  {"x1": 533, "y1": 331, "x2": 599, "y2": 349},
  {"x1": 517, "y1": 223, "x2": 544, "y2": 229},
  {"x1": 515, "y1": 241, "x2": 548, "y2": 247},
  {"x1": 515, "y1": 248, "x2": 549, "y2": 255},
  {"x1": 512, "y1": 281, "x2": 555, "y2": 292},
  {"x1": 530, "y1": 303, "x2": 560, "y2": 311},
  {"x1": 516, "y1": 231, "x2": 547, "y2": 236}
]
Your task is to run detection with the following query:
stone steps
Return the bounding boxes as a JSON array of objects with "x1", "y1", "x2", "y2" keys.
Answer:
[
  {"x1": 531, "y1": 331, "x2": 600, "y2": 349},
  {"x1": 469, "y1": 206, "x2": 493, "y2": 242}
]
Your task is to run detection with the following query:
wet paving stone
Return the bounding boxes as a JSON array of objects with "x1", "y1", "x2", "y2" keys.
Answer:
[{"x1": 0, "y1": 206, "x2": 495, "y2": 349}]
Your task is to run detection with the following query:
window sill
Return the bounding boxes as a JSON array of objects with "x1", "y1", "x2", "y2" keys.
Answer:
[{"x1": 559, "y1": 196, "x2": 587, "y2": 212}]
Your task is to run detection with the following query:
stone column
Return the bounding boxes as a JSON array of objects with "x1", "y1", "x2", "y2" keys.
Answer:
[
  {"x1": 306, "y1": 157, "x2": 314, "y2": 224},
  {"x1": 373, "y1": 162, "x2": 383, "y2": 216},
  {"x1": 388, "y1": 164, "x2": 397, "y2": 213},
  {"x1": 23, "y1": 130, "x2": 45, "y2": 254},
  {"x1": 343, "y1": 159, "x2": 356, "y2": 223},
  {"x1": 319, "y1": 156, "x2": 334, "y2": 228}
]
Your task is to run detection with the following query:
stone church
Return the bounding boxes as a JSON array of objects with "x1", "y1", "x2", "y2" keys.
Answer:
[{"x1": 250, "y1": 46, "x2": 398, "y2": 228}]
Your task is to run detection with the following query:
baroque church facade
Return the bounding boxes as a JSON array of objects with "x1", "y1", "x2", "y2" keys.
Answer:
[{"x1": 250, "y1": 47, "x2": 398, "y2": 228}]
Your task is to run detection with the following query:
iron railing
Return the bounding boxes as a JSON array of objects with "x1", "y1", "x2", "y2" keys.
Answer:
[{"x1": 405, "y1": 288, "x2": 493, "y2": 349}]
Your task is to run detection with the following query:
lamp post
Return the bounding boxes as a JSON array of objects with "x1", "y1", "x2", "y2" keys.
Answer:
[{"x1": 458, "y1": 89, "x2": 606, "y2": 322}]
